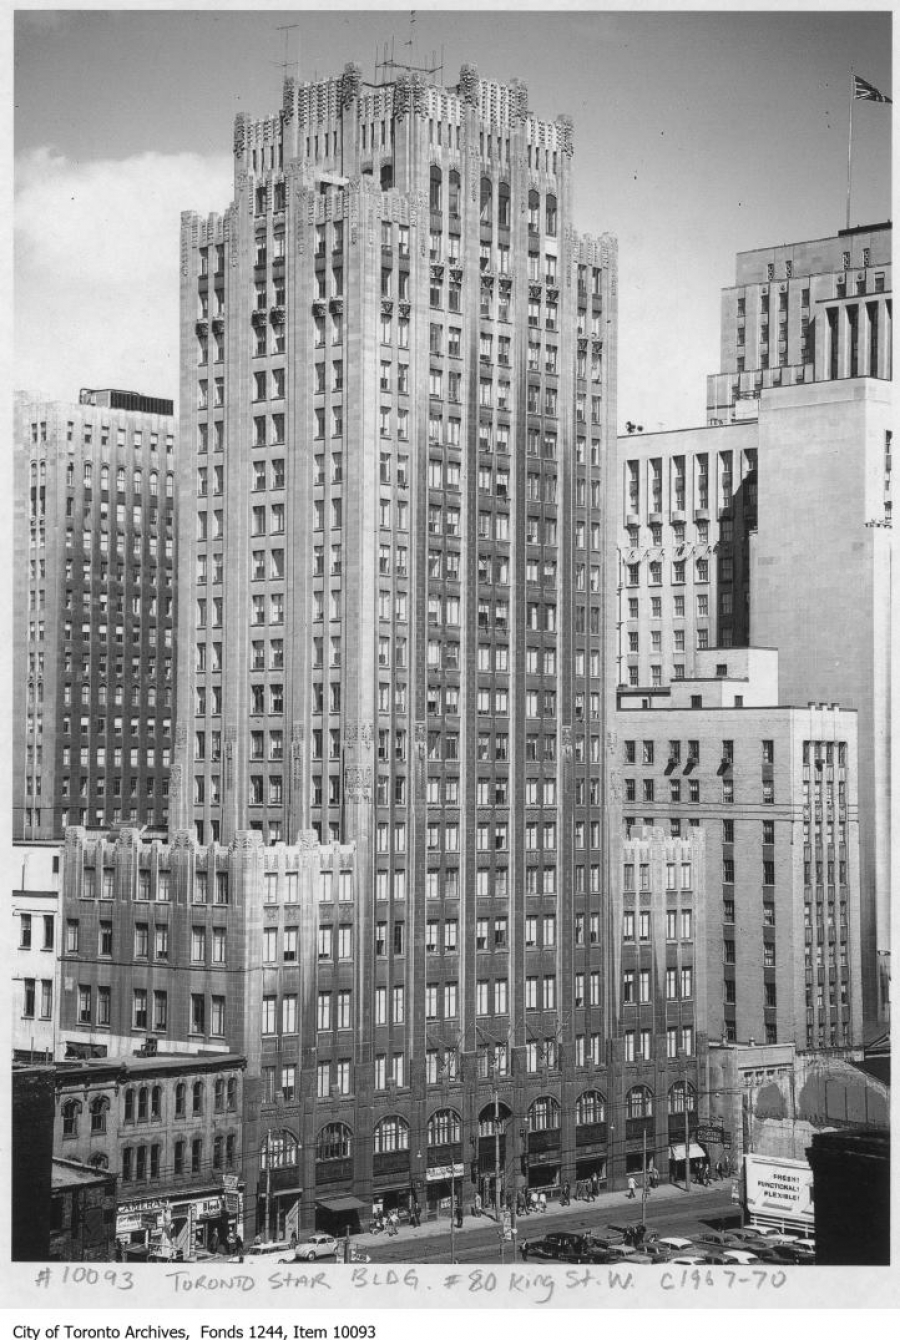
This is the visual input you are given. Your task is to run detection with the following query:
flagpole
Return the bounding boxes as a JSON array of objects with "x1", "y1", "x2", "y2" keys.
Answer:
[{"x1": 846, "y1": 69, "x2": 854, "y2": 231}]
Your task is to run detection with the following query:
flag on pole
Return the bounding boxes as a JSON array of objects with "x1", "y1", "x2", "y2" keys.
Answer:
[{"x1": 853, "y1": 75, "x2": 892, "y2": 104}]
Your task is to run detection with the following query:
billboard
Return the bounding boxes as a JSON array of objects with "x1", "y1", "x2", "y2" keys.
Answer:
[{"x1": 744, "y1": 1154, "x2": 815, "y2": 1228}]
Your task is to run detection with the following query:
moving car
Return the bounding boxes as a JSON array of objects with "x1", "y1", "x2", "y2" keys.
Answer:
[
  {"x1": 292, "y1": 1233, "x2": 338, "y2": 1261},
  {"x1": 520, "y1": 1231, "x2": 588, "y2": 1262}
]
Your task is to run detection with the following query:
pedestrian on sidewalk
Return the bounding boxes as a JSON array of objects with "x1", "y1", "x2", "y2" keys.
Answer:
[
  {"x1": 539, "y1": 1191, "x2": 547, "y2": 1214},
  {"x1": 627, "y1": 1176, "x2": 636, "y2": 1199},
  {"x1": 590, "y1": 1173, "x2": 599, "y2": 1201},
  {"x1": 562, "y1": 1180, "x2": 571, "y2": 1206}
]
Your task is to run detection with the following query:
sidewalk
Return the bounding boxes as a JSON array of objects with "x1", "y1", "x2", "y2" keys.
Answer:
[{"x1": 358, "y1": 1178, "x2": 728, "y2": 1246}]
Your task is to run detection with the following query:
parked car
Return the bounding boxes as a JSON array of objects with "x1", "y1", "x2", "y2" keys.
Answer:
[
  {"x1": 718, "y1": 1249, "x2": 762, "y2": 1266},
  {"x1": 655, "y1": 1236, "x2": 695, "y2": 1253},
  {"x1": 787, "y1": 1238, "x2": 816, "y2": 1262},
  {"x1": 727, "y1": 1228, "x2": 772, "y2": 1246},
  {"x1": 230, "y1": 1239, "x2": 292, "y2": 1263},
  {"x1": 760, "y1": 1241, "x2": 816, "y2": 1266},
  {"x1": 695, "y1": 1230, "x2": 741, "y2": 1250},
  {"x1": 744, "y1": 1226, "x2": 794, "y2": 1245},
  {"x1": 669, "y1": 1254, "x2": 714, "y2": 1266},
  {"x1": 292, "y1": 1233, "x2": 338, "y2": 1261},
  {"x1": 520, "y1": 1232, "x2": 588, "y2": 1262}
]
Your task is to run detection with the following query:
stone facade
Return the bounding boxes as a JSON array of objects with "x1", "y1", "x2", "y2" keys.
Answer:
[{"x1": 13, "y1": 391, "x2": 177, "y2": 841}]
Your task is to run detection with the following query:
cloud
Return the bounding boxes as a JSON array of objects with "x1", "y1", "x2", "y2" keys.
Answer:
[{"x1": 15, "y1": 148, "x2": 232, "y2": 405}]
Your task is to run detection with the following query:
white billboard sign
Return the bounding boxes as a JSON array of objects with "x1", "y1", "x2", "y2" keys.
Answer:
[{"x1": 744, "y1": 1154, "x2": 814, "y2": 1227}]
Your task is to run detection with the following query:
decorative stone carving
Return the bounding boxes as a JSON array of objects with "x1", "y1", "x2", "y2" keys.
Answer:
[
  {"x1": 381, "y1": 298, "x2": 393, "y2": 316},
  {"x1": 269, "y1": 305, "x2": 285, "y2": 325},
  {"x1": 459, "y1": 63, "x2": 479, "y2": 108},
  {"x1": 175, "y1": 722, "x2": 188, "y2": 747},
  {"x1": 211, "y1": 317, "x2": 225, "y2": 335},
  {"x1": 359, "y1": 721, "x2": 373, "y2": 751},
  {"x1": 312, "y1": 300, "x2": 327, "y2": 318},
  {"x1": 557, "y1": 115, "x2": 575, "y2": 157},
  {"x1": 344, "y1": 765, "x2": 372, "y2": 804},
  {"x1": 329, "y1": 297, "x2": 343, "y2": 316},
  {"x1": 297, "y1": 830, "x2": 319, "y2": 850},
  {"x1": 233, "y1": 115, "x2": 247, "y2": 159},
  {"x1": 341, "y1": 62, "x2": 362, "y2": 109},
  {"x1": 398, "y1": 301, "x2": 411, "y2": 319},
  {"x1": 251, "y1": 309, "x2": 268, "y2": 328},
  {"x1": 561, "y1": 726, "x2": 573, "y2": 759},
  {"x1": 606, "y1": 730, "x2": 618, "y2": 754},
  {"x1": 529, "y1": 283, "x2": 542, "y2": 301}
]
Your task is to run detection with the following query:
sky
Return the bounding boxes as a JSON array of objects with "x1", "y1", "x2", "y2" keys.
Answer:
[{"x1": 12, "y1": 5, "x2": 893, "y2": 431}]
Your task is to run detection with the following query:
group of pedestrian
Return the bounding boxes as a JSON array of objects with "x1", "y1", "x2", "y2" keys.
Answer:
[{"x1": 574, "y1": 1173, "x2": 601, "y2": 1202}]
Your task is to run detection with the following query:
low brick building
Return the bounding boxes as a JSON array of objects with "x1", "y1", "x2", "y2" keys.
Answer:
[{"x1": 53, "y1": 1052, "x2": 245, "y2": 1257}]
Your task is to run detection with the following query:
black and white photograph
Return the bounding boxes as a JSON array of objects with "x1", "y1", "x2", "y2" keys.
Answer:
[{"x1": 6, "y1": 1, "x2": 895, "y2": 1322}]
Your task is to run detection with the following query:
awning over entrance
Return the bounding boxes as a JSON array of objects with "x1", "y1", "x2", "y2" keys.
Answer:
[
  {"x1": 669, "y1": 1143, "x2": 706, "y2": 1161},
  {"x1": 316, "y1": 1195, "x2": 366, "y2": 1212}
]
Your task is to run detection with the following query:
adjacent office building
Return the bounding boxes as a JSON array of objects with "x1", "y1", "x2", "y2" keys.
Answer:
[
  {"x1": 619, "y1": 650, "x2": 863, "y2": 1052},
  {"x1": 13, "y1": 389, "x2": 178, "y2": 842},
  {"x1": 618, "y1": 223, "x2": 891, "y2": 1032},
  {"x1": 707, "y1": 221, "x2": 891, "y2": 426}
]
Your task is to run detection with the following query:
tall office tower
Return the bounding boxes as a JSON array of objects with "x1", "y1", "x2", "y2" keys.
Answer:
[
  {"x1": 174, "y1": 60, "x2": 632, "y2": 1218},
  {"x1": 13, "y1": 390, "x2": 177, "y2": 842},
  {"x1": 707, "y1": 222, "x2": 891, "y2": 426}
]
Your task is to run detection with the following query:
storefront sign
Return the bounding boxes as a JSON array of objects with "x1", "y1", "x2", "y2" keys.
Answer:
[
  {"x1": 695, "y1": 1124, "x2": 726, "y2": 1145},
  {"x1": 426, "y1": 1163, "x2": 464, "y2": 1182}
]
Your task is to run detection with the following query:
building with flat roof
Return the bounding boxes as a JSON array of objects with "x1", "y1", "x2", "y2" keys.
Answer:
[
  {"x1": 618, "y1": 421, "x2": 758, "y2": 692},
  {"x1": 707, "y1": 222, "x2": 891, "y2": 426},
  {"x1": 12, "y1": 842, "x2": 62, "y2": 1062},
  {"x1": 51, "y1": 1052, "x2": 246, "y2": 1258},
  {"x1": 617, "y1": 650, "x2": 863, "y2": 1053},
  {"x1": 13, "y1": 391, "x2": 178, "y2": 841},
  {"x1": 751, "y1": 376, "x2": 892, "y2": 1031}
]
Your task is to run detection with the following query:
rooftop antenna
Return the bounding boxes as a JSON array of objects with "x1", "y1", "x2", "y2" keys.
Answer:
[
  {"x1": 273, "y1": 22, "x2": 300, "y2": 83},
  {"x1": 371, "y1": 15, "x2": 444, "y2": 87}
]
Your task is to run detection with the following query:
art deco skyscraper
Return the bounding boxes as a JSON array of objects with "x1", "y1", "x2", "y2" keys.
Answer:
[{"x1": 173, "y1": 61, "x2": 659, "y2": 1215}]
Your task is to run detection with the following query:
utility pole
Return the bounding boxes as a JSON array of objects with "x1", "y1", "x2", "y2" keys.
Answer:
[
  {"x1": 493, "y1": 1072, "x2": 501, "y2": 1216},
  {"x1": 641, "y1": 1128, "x2": 648, "y2": 1227},
  {"x1": 684, "y1": 1104, "x2": 692, "y2": 1194},
  {"x1": 263, "y1": 1129, "x2": 272, "y2": 1239},
  {"x1": 449, "y1": 1171, "x2": 456, "y2": 1264}
]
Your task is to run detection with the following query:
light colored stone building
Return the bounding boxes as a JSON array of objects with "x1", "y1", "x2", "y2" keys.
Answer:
[
  {"x1": 618, "y1": 650, "x2": 864, "y2": 1053},
  {"x1": 707, "y1": 222, "x2": 891, "y2": 425}
]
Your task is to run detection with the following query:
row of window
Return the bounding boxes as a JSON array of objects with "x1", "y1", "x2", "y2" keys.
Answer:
[
  {"x1": 76, "y1": 868, "x2": 229, "y2": 903},
  {"x1": 74, "y1": 984, "x2": 225, "y2": 1037},
  {"x1": 623, "y1": 966, "x2": 694, "y2": 1003},
  {"x1": 625, "y1": 777, "x2": 776, "y2": 805},
  {"x1": 60, "y1": 1078, "x2": 238, "y2": 1137}
]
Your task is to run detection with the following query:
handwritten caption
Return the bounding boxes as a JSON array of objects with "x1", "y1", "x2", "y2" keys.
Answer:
[{"x1": 29, "y1": 1263, "x2": 789, "y2": 1303}]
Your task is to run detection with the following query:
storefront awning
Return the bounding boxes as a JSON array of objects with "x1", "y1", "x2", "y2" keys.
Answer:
[
  {"x1": 669, "y1": 1143, "x2": 706, "y2": 1161},
  {"x1": 315, "y1": 1195, "x2": 366, "y2": 1213}
]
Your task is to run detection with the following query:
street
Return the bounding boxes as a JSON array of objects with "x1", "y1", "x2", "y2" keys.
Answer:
[{"x1": 361, "y1": 1185, "x2": 736, "y2": 1265}]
